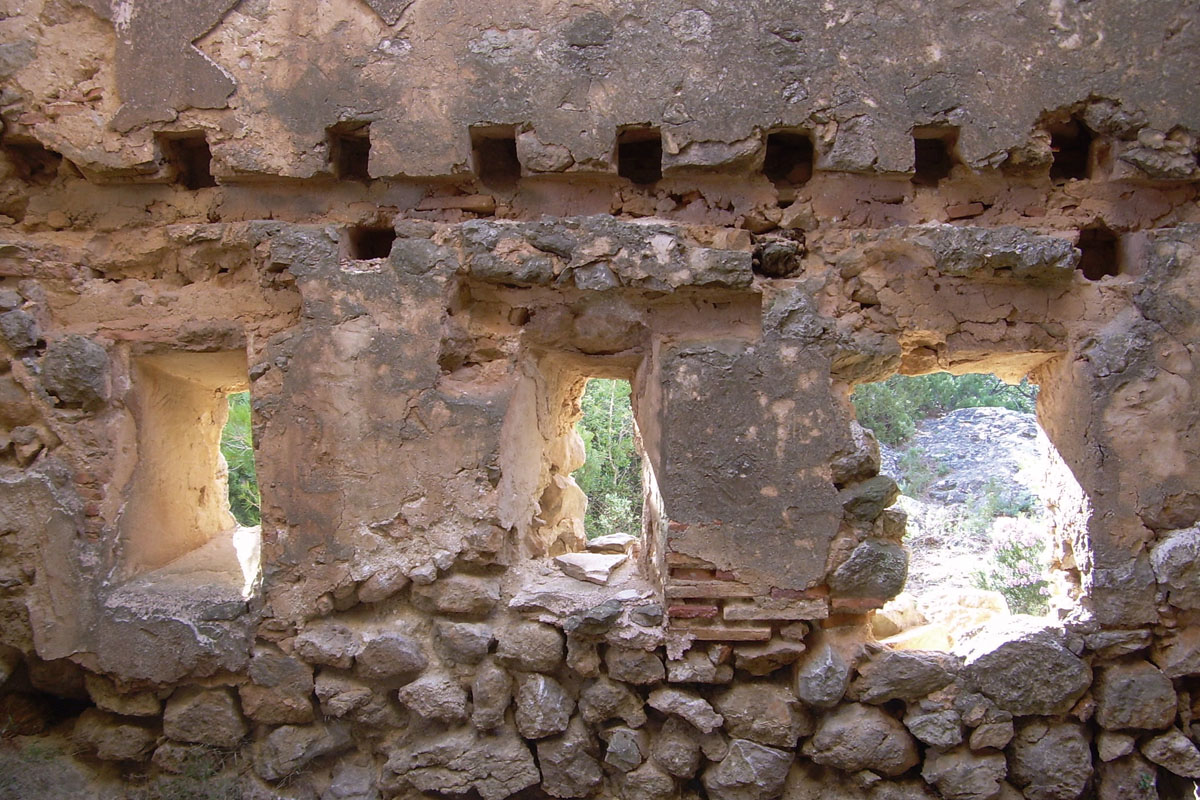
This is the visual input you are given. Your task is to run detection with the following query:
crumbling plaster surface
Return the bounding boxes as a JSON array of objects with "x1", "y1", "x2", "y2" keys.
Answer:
[{"x1": 1, "y1": 0, "x2": 1200, "y2": 798}]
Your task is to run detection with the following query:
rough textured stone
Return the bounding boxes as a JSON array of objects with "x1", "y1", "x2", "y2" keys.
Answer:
[
  {"x1": 667, "y1": 649, "x2": 734, "y2": 684},
  {"x1": 83, "y1": 673, "x2": 161, "y2": 717},
  {"x1": 904, "y1": 709, "x2": 963, "y2": 748},
  {"x1": 1097, "y1": 754, "x2": 1159, "y2": 800},
  {"x1": 41, "y1": 335, "x2": 109, "y2": 410},
  {"x1": 714, "y1": 682, "x2": 813, "y2": 747},
  {"x1": 1151, "y1": 628, "x2": 1200, "y2": 678},
  {"x1": 969, "y1": 719, "x2": 1014, "y2": 751},
  {"x1": 515, "y1": 673, "x2": 573, "y2": 739},
  {"x1": 1141, "y1": 728, "x2": 1200, "y2": 778},
  {"x1": 355, "y1": 633, "x2": 428, "y2": 682},
  {"x1": 648, "y1": 687, "x2": 724, "y2": 733},
  {"x1": 254, "y1": 721, "x2": 352, "y2": 782},
  {"x1": 554, "y1": 552, "x2": 628, "y2": 584},
  {"x1": 840, "y1": 477, "x2": 901, "y2": 522},
  {"x1": 802, "y1": 703, "x2": 919, "y2": 777},
  {"x1": 579, "y1": 676, "x2": 647, "y2": 728},
  {"x1": 921, "y1": 746, "x2": 1007, "y2": 800},
  {"x1": 73, "y1": 708, "x2": 158, "y2": 761},
  {"x1": 496, "y1": 621, "x2": 565, "y2": 673},
  {"x1": 620, "y1": 760, "x2": 677, "y2": 800},
  {"x1": 433, "y1": 621, "x2": 494, "y2": 665},
  {"x1": 652, "y1": 716, "x2": 702, "y2": 778},
  {"x1": 1151, "y1": 526, "x2": 1200, "y2": 609},
  {"x1": 471, "y1": 660, "x2": 514, "y2": 731},
  {"x1": 383, "y1": 723, "x2": 540, "y2": 800},
  {"x1": 733, "y1": 640, "x2": 807, "y2": 675},
  {"x1": 956, "y1": 619, "x2": 1091, "y2": 715},
  {"x1": 793, "y1": 638, "x2": 852, "y2": 709},
  {"x1": 163, "y1": 686, "x2": 248, "y2": 748},
  {"x1": 830, "y1": 539, "x2": 909, "y2": 600},
  {"x1": 702, "y1": 738, "x2": 793, "y2": 800},
  {"x1": 412, "y1": 574, "x2": 500, "y2": 616},
  {"x1": 241, "y1": 646, "x2": 316, "y2": 724},
  {"x1": 605, "y1": 646, "x2": 665, "y2": 685},
  {"x1": 536, "y1": 718, "x2": 603, "y2": 798},
  {"x1": 1096, "y1": 730, "x2": 1137, "y2": 762},
  {"x1": 295, "y1": 623, "x2": 361, "y2": 669},
  {"x1": 396, "y1": 672, "x2": 469, "y2": 724},
  {"x1": 1008, "y1": 719, "x2": 1092, "y2": 800},
  {"x1": 603, "y1": 726, "x2": 647, "y2": 771},
  {"x1": 1095, "y1": 661, "x2": 1177, "y2": 730},
  {"x1": 850, "y1": 649, "x2": 957, "y2": 703}
]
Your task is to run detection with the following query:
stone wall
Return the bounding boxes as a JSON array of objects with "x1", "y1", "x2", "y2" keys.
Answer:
[{"x1": 1, "y1": 1, "x2": 1200, "y2": 798}]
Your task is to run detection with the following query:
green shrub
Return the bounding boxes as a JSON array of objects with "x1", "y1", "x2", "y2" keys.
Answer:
[
  {"x1": 220, "y1": 392, "x2": 260, "y2": 526},
  {"x1": 574, "y1": 379, "x2": 641, "y2": 539},
  {"x1": 972, "y1": 525, "x2": 1051, "y2": 616}
]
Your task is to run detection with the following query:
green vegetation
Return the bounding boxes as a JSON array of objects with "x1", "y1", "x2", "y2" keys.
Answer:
[
  {"x1": 851, "y1": 373, "x2": 1037, "y2": 447},
  {"x1": 220, "y1": 392, "x2": 260, "y2": 526},
  {"x1": 143, "y1": 747, "x2": 243, "y2": 800},
  {"x1": 574, "y1": 379, "x2": 642, "y2": 539},
  {"x1": 973, "y1": 523, "x2": 1051, "y2": 616}
]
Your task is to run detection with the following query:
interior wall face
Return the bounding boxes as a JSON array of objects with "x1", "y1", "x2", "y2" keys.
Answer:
[{"x1": 1, "y1": 1, "x2": 1199, "y2": 798}]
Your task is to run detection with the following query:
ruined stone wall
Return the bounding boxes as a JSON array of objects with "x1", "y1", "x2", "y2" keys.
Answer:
[{"x1": 1, "y1": 1, "x2": 1200, "y2": 798}]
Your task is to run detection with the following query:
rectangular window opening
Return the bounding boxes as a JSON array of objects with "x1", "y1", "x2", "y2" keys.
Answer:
[
  {"x1": 763, "y1": 130, "x2": 814, "y2": 188},
  {"x1": 617, "y1": 127, "x2": 662, "y2": 185},
  {"x1": 344, "y1": 224, "x2": 396, "y2": 260},
  {"x1": 1048, "y1": 118, "x2": 1093, "y2": 182},
  {"x1": 912, "y1": 127, "x2": 958, "y2": 187},
  {"x1": 470, "y1": 125, "x2": 521, "y2": 188},
  {"x1": 159, "y1": 132, "x2": 217, "y2": 190},
  {"x1": 1077, "y1": 223, "x2": 1120, "y2": 281},
  {"x1": 328, "y1": 122, "x2": 372, "y2": 181},
  {"x1": 117, "y1": 352, "x2": 261, "y2": 599},
  {"x1": 848, "y1": 371, "x2": 1087, "y2": 651},
  {"x1": 573, "y1": 377, "x2": 643, "y2": 542}
]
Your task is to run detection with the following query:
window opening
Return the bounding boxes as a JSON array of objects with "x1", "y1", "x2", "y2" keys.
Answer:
[
  {"x1": 850, "y1": 372, "x2": 1087, "y2": 651},
  {"x1": 617, "y1": 127, "x2": 662, "y2": 185},
  {"x1": 159, "y1": 132, "x2": 217, "y2": 190},
  {"x1": 345, "y1": 225, "x2": 396, "y2": 260},
  {"x1": 327, "y1": 122, "x2": 371, "y2": 182},
  {"x1": 471, "y1": 125, "x2": 521, "y2": 189},
  {"x1": 912, "y1": 128, "x2": 958, "y2": 187},
  {"x1": 1077, "y1": 223, "x2": 1120, "y2": 281},
  {"x1": 1048, "y1": 118, "x2": 1093, "y2": 181},
  {"x1": 220, "y1": 391, "x2": 260, "y2": 527},
  {"x1": 763, "y1": 130, "x2": 814, "y2": 189},
  {"x1": 573, "y1": 378, "x2": 642, "y2": 540}
]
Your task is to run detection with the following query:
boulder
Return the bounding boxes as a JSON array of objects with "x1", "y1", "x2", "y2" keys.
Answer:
[
  {"x1": 840, "y1": 476, "x2": 900, "y2": 521},
  {"x1": 241, "y1": 646, "x2": 316, "y2": 724},
  {"x1": 648, "y1": 687, "x2": 724, "y2": 733},
  {"x1": 496, "y1": 621, "x2": 565, "y2": 673},
  {"x1": 536, "y1": 718, "x2": 603, "y2": 798},
  {"x1": 714, "y1": 682, "x2": 813, "y2": 748},
  {"x1": 41, "y1": 335, "x2": 109, "y2": 410},
  {"x1": 579, "y1": 676, "x2": 647, "y2": 728},
  {"x1": 921, "y1": 746, "x2": 1007, "y2": 800},
  {"x1": 1007, "y1": 719, "x2": 1092, "y2": 800},
  {"x1": 802, "y1": 703, "x2": 918, "y2": 776},
  {"x1": 1095, "y1": 661, "x2": 1177, "y2": 730},
  {"x1": 73, "y1": 708, "x2": 158, "y2": 761},
  {"x1": 412, "y1": 574, "x2": 500, "y2": 616},
  {"x1": 515, "y1": 673, "x2": 573, "y2": 739},
  {"x1": 793, "y1": 637, "x2": 852, "y2": 709},
  {"x1": 355, "y1": 632, "x2": 427, "y2": 682},
  {"x1": 254, "y1": 722, "x2": 352, "y2": 782},
  {"x1": 383, "y1": 722, "x2": 540, "y2": 800},
  {"x1": 830, "y1": 540, "x2": 909, "y2": 600},
  {"x1": 956, "y1": 618, "x2": 1090, "y2": 715},
  {"x1": 471, "y1": 659, "x2": 514, "y2": 731},
  {"x1": 163, "y1": 686, "x2": 248, "y2": 748},
  {"x1": 831, "y1": 421, "x2": 882, "y2": 485},
  {"x1": 1150, "y1": 526, "x2": 1200, "y2": 609},
  {"x1": 620, "y1": 760, "x2": 677, "y2": 800},
  {"x1": 295, "y1": 622, "x2": 361, "y2": 669},
  {"x1": 1141, "y1": 728, "x2": 1200, "y2": 778},
  {"x1": 651, "y1": 716, "x2": 702, "y2": 778},
  {"x1": 604, "y1": 726, "x2": 647, "y2": 771},
  {"x1": 434, "y1": 621, "x2": 494, "y2": 665},
  {"x1": 1097, "y1": 754, "x2": 1159, "y2": 800},
  {"x1": 702, "y1": 739, "x2": 793, "y2": 800},
  {"x1": 396, "y1": 672, "x2": 469, "y2": 724}
]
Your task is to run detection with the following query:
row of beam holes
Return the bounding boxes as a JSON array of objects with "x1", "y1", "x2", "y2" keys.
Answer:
[{"x1": 45, "y1": 122, "x2": 1118, "y2": 279}]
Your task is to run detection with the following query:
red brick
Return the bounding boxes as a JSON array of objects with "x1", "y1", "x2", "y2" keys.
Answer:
[
  {"x1": 946, "y1": 202, "x2": 985, "y2": 220},
  {"x1": 668, "y1": 604, "x2": 719, "y2": 619},
  {"x1": 666, "y1": 580, "x2": 757, "y2": 599}
]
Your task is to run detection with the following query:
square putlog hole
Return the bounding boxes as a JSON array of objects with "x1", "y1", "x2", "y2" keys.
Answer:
[
  {"x1": 1049, "y1": 119, "x2": 1093, "y2": 182},
  {"x1": 159, "y1": 132, "x2": 217, "y2": 190},
  {"x1": 617, "y1": 127, "x2": 662, "y2": 185},
  {"x1": 345, "y1": 225, "x2": 396, "y2": 260},
  {"x1": 328, "y1": 122, "x2": 371, "y2": 181},
  {"x1": 763, "y1": 131, "x2": 814, "y2": 187},
  {"x1": 912, "y1": 128, "x2": 958, "y2": 187},
  {"x1": 1077, "y1": 223, "x2": 1120, "y2": 281},
  {"x1": 471, "y1": 125, "x2": 521, "y2": 189}
]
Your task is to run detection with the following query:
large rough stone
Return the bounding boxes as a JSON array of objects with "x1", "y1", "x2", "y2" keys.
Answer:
[
  {"x1": 163, "y1": 686, "x2": 248, "y2": 748},
  {"x1": 241, "y1": 646, "x2": 316, "y2": 724},
  {"x1": 73, "y1": 708, "x2": 158, "y2": 761},
  {"x1": 1097, "y1": 753, "x2": 1159, "y2": 800},
  {"x1": 496, "y1": 621, "x2": 565, "y2": 673},
  {"x1": 793, "y1": 637, "x2": 852, "y2": 709},
  {"x1": 471, "y1": 660, "x2": 513, "y2": 731},
  {"x1": 713, "y1": 682, "x2": 813, "y2": 747},
  {"x1": 850, "y1": 649, "x2": 957, "y2": 703},
  {"x1": 1095, "y1": 661, "x2": 1177, "y2": 730},
  {"x1": 412, "y1": 574, "x2": 500, "y2": 616},
  {"x1": 1141, "y1": 728, "x2": 1200, "y2": 778},
  {"x1": 921, "y1": 746, "x2": 1008, "y2": 800},
  {"x1": 802, "y1": 703, "x2": 918, "y2": 776},
  {"x1": 909, "y1": 224, "x2": 1080, "y2": 281},
  {"x1": 651, "y1": 716, "x2": 702, "y2": 778},
  {"x1": 515, "y1": 673, "x2": 573, "y2": 739},
  {"x1": 605, "y1": 646, "x2": 665, "y2": 684},
  {"x1": 604, "y1": 726, "x2": 647, "y2": 771},
  {"x1": 1007, "y1": 719, "x2": 1092, "y2": 800},
  {"x1": 315, "y1": 670, "x2": 373, "y2": 719},
  {"x1": 734, "y1": 640, "x2": 808, "y2": 675},
  {"x1": 383, "y1": 723, "x2": 540, "y2": 800},
  {"x1": 956, "y1": 619, "x2": 1091, "y2": 715},
  {"x1": 84, "y1": 673, "x2": 161, "y2": 717},
  {"x1": 434, "y1": 621, "x2": 494, "y2": 665},
  {"x1": 537, "y1": 718, "x2": 603, "y2": 798},
  {"x1": 904, "y1": 709, "x2": 963, "y2": 748},
  {"x1": 840, "y1": 477, "x2": 901, "y2": 521},
  {"x1": 295, "y1": 623, "x2": 361, "y2": 669},
  {"x1": 620, "y1": 760, "x2": 677, "y2": 800},
  {"x1": 830, "y1": 539, "x2": 908, "y2": 600},
  {"x1": 702, "y1": 738, "x2": 793, "y2": 800},
  {"x1": 396, "y1": 672, "x2": 469, "y2": 724},
  {"x1": 1151, "y1": 628, "x2": 1200, "y2": 678},
  {"x1": 1151, "y1": 526, "x2": 1200, "y2": 609},
  {"x1": 831, "y1": 421, "x2": 882, "y2": 485},
  {"x1": 355, "y1": 632, "x2": 428, "y2": 682},
  {"x1": 648, "y1": 687, "x2": 724, "y2": 733},
  {"x1": 41, "y1": 335, "x2": 109, "y2": 410},
  {"x1": 554, "y1": 552, "x2": 628, "y2": 584},
  {"x1": 668, "y1": 648, "x2": 735, "y2": 684},
  {"x1": 579, "y1": 676, "x2": 647, "y2": 728},
  {"x1": 254, "y1": 721, "x2": 352, "y2": 782}
]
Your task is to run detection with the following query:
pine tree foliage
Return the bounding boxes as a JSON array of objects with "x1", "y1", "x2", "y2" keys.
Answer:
[
  {"x1": 574, "y1": 379, "x2": 642, "y2": 539},
  {"x1": 220, "y1": 391, "x2": 261, "y2": 526}
]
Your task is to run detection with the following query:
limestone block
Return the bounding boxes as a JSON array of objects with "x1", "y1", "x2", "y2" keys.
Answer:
[
  {"x1": 496, "y1": 621, "x2": 565, "y2": 673},
  {"x1": 396, "y1": 672, "x2": 469, "y2": 724},
  {"x1": 163, "y1": 686, "x2": 248, "y2": 748},
  {"x1": 1095, "y1": 661, "x2": 1177, "y2": 730},
  {"x1": 955, "y1": 618, "x2": 1090, "y2": 715},
  {"x1": 920, "y1": 746, "x2": 1007, "y2": 800},
  {"x1": 536, "y1": 718, "x2": 603, "y2": 798},
  {"x1": 849, "y1": 649, "x2": 957, "y2": 703},
  {"x1": 713, "y1": 682, "x2": 813, "y2": 748},
  {"x1": 702, "y1": 738, "x2": 793, "y2": 800},
  {"x1": 605, "y1": 646, "x2": 665, "y2": 684},
  {"x1": 648, "y1": 687, "x2": 724, "y2": 733},
  {"x1": 802, "y1": 703, "x2": 918, "y2": 776},
  {"x1": 73, "y1": 708, "x2": 158, "y2": 761},
  {"x1": 1007, "y1": 719, "x2": 1092, "y2": 800},
  {"x1": 515, "y1": 673, "x2": 573, "y2": 739}
]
